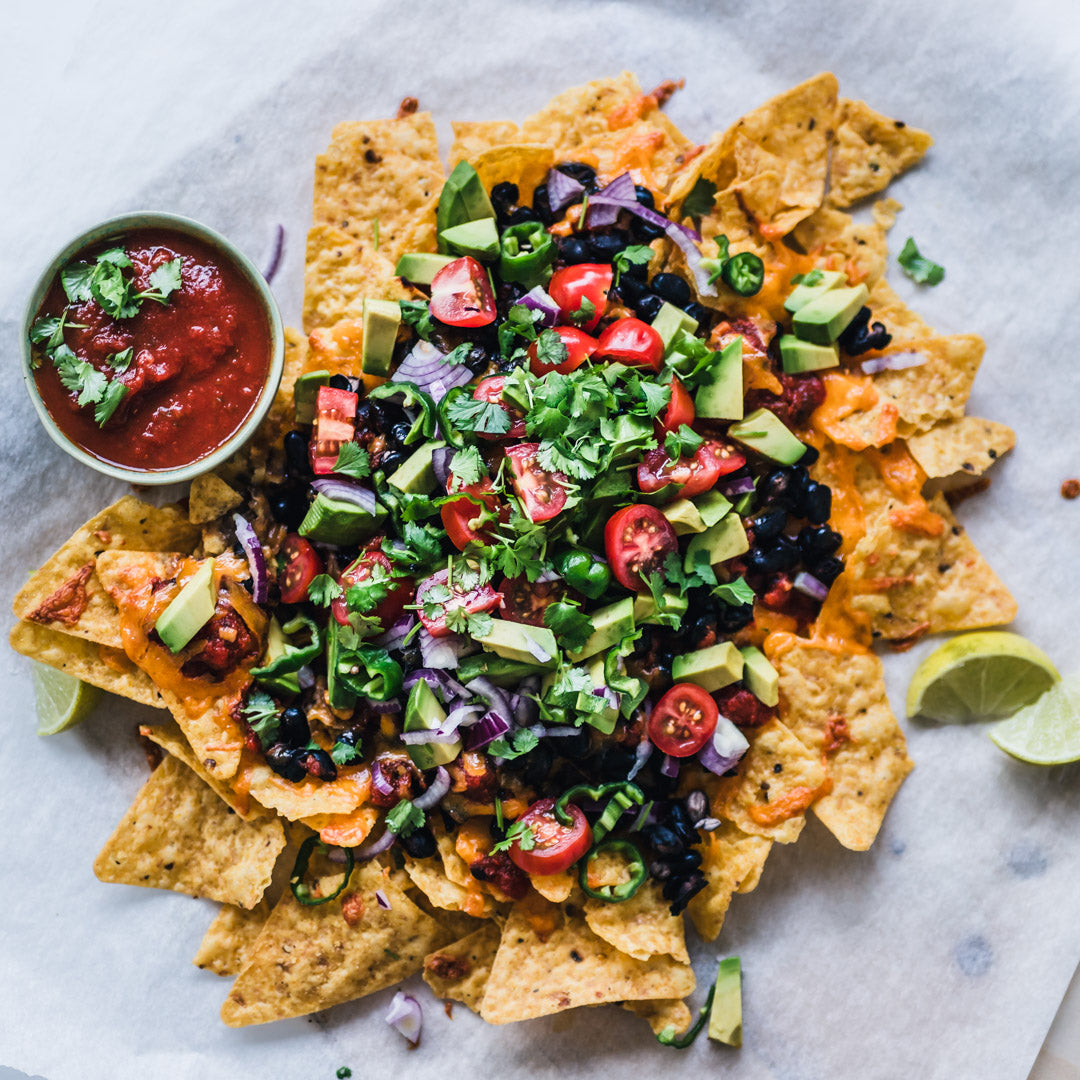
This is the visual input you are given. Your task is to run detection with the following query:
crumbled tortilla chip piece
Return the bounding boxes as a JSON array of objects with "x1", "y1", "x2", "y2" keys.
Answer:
[
  {"x1": 791, "y1": 203, "x2": 889, "y2": 286},
  {"x1": 584, "y1": 879, "x2": 689, "y2": 963},
  {"x1": 828, "y1": 99, "x2": 933, "y2": 208},
  {"x1": 449, "y1": 120, "x2": 521, "y2": 166},
  {"x1": 623, "y1": 997, "x2": 692, "y2": 1036},
  {"x1": 868, "y1": 277, "x2": 934, "y2": 342},
  {"x1": 776, "y1": 644, "x2": 913, "y2": 850},
  {"x1": 686, "y1": 822, "x2": 773, "y2": 942},
  {"x1": 93, "y1": 755, "x2": 285, "y2": 908},
  {"x1": 478, "y1": 897, "x2": 695, "y2": 1024},
  {"x1": 188, "y1": 474, "x2": 242, "y2": 525},
  {"x1": 13, "y1": 497, "x2": 198, "y2": 648},
  {"x1": 518, "y1": 72, "x2": 643, "y2": 151},
  {"x1": 436, "y1": 822, "x2": 472, "y2": 886},
  {"x1": 467, "y1": 144, "x2": 555, "y2": 205},
  {"x1": 423, "y1": 922, "x2": 502, "y2": 1012},
  {"x1": 906, "y1": 417, "x2": 1015, "y2": 483},
  {"x1": 9, "y1": 621, "x2": 165, "y2": 708},
  {"x1": 221, "y1": 860, "x2": 449, "y2": 1026},
  {"x1": 531, "y1": 871, "x2": 574, "y2": 903},
  {"x1": 403, "y1": 854, "x2": 496, "y2": 917},
  {"x1": 194, "y1": 901, "x2": 271, "y2": 976}
]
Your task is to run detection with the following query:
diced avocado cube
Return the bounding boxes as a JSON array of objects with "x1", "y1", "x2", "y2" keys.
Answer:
[
  {"x1": 792, "y1": 283, "x2": 869, "y2": 345},
  {"x1": 155, "y1": 559, "x2": 216, "y2": 654},
  {"x1": 299, "y1": 493, "x2": 385, "y2": 546},
  {"x1": 388, "y1": 439, "x2": 445, "y2": 495},
  {"x1": 577, "y1": 686, "x2": 619, "y2": 734},
  {"x1": 779, "y1": 334, "x2": 839, "y2": 374},
  {"x1": 685, "y1": 515, "x2": 749, "y2": 572},
  {"x1": 671, "y1": 642, "x2": 744, "y2": 693},
  {"x1": 652, "y1": 302, "x2": 699, "y2": 349},
  {"x1": 708, "y1": 957, "x2": 742, "y2": 1046},
  {"x1": 728, "y1": 408, "x2": 807, "y2": 465},
  {"x1": 404, "y1": 677, "x2": 461, "y2": 771},
  {"x1": 361, "y1": 298, "x2": 401, "y2": 377},
  {"x1": 325, "y1": 618, "x2": 357, "y2": 712},
  {"x1": 662, "y1": 498, "x2": 706, "y2": 535},
  {"x1": 457, "y1": 653, "x2": 548, "y2": 687},
  {"x1": 738, "y1": 646, "x2": 779, "y2": 706},
  {"x1": 439, "y1": 218, "x2": 500, "y2": 262},
  {"x1": 293, "y1": 370, "x2": 330, "y2": 425},
  {"x1": 695, "y1": 336, "x2": 744, "y2": 420},
  {"x1": 567, "y1": 597, "x2": 635, "y2": 663},
  {"x1": 436, "y1": 161, "x2": 495, "y2": 252},
  {"x1": 693, "y1": 489, "x2": 733, "y2": 527},
  {"x1": 394, "y1": 252, "x2": 455, "y2": 285},
  {"x1": 470, "y1": 619, "x2": 558, "y2": 669},
  {"x1": 633, "y1": 591, "x2": 689, "y2": 625},
  {"x1": 783, "y1": 269, "x2": 846, "y2": 314}
]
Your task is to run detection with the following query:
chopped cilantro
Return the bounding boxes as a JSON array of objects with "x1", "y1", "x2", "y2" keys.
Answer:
[
  {"x1": 490, "y1": 820, "x2": 536, "y2": 854},
  {"x1": 713, "y1": 575, "x2": 756, "y2": 607},
  {"x1": 488, "y1": 727, "x2": 540, "y2": 760},
  {"x1": 385, "y1": 798, "x2": 425, "y2": 836},
  {"x1": 663, "y1": 423, "x2": 704, "y2": 462},
  {"x1": 333, "y1": 442, "x2": 371, "y2": 479},
  {"x1": 307, "y1": 574, "x2": 343, "y2": 607},
  {"x1": 612, "y1": 244, "x2": 654, "y2": 286},
  {"x1": 107, "y1": 347, "x2": 133, "y2": 373},
  {"x1": 567, "y1": 295, "x2": 596, "y2": 325},
  {"x1": 898, "y1": 237, "x2": 945, "y2": 285},
  {"x1": 534, "y1": 328, "x2": 569, "y2": 370},
  {"x1": 382, "y1": 522, "x2": 444, "y2": 570},
  {"x1": 442, "y1": 342, "x2": 473, "y2": 367},
  {"x1": 93, "y1": 379, "x2": 129, "y2": 426},
  {"x1": 448, "y1": 445, "x2": 483, "y2": 487},
  {"x1": 330, "y1": 738, "x2": 362, "y2": 766},
  {"x1": 681, "y1": 177, "x2": 718, "y2": 224},
  {"x1": 444, "y1": 395, "x2": 511, "y2": 435},
  {"x1": 543, "y1": 600, "x2": 594, "y2": 654},
  {"x1": 792, "y1": 268, "x2": 824, "y2": 287},
  {"x1": 399, "y1": 299, "x2": 437, "y2": 341},
  {"x1": 241, "y1": 690, "x2": 280, "y2": 749}
]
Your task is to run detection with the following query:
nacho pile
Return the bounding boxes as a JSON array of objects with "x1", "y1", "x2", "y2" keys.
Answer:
[{"x1": 13, "y1": 71, "x2": 1016, "y2": 1043}]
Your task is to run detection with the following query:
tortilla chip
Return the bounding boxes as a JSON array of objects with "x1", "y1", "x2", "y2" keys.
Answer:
[
  {"x1": 238, "y1": 759, "x2": 373, "y2": 822},
  {"x1": 9, "y1": 621, "x2": 165, "y2": 708},
  {"x1": 312, "y1": 111, "x2": 444, "y2": 265},
  {"x1": 449, "y1": 120, "x2": 521, "y2": 166},
  {"x1": 93, "y1": 755, "x2": 285, "y2": 908},
  {"x1": 478, "y1": 897, "x2": 695, "y2": 1024},
  {"x1": 828, "y1": 98, "x2": 933, "y2": 208},
  {"x1": 518, "y1": 72, "x2": 642, "y2": 151},
  {"x1": 709, "y1": 717, "x2": 827, "y2": 843},
  {"x1": 623, "y1": 998, "x2": 692, "y2": 1036},
  {"x1": 469, "y1": 144, "x2": 555, "y2": 205},
  {"x1": 531, "y1": 870, "x2": 574, "y2": 903},
  {"x1": 188, "y1": 474, "x2": 242, "y2": 525},
  {"x1": 906, "y1": 417, "x2": 1015, "y2": 483},
  {"x1": 686, "y1": 822, "x2": 773, "y2": 942},
  {"x1": 791, "y1": 203, "x2": 890, "y2": 286},
  {"x1": 423, "y1": 922, "x2": 502, "y2": 1012},
  {"x1": 777, "y1": 645, "x2": 913, "y2": 850},
  {"x1": 13, "y1": 496, "x2": 199, "y2": 648},
  {"x1": 221, "y1": 860, "x2": 450, "y2": 1026},
  {"x1": 194, "y1": 901, "x2": 271, "y2": 976},
  {"x1": 868, "y1": 277, "x2": 934, "y2": 342},
  {"x1": 403, "y1": 853, "x2": 497, "y2": 916},
  {"x1": 436, "y1": 823, "x2": 472, "y2": 886},
  {"x1": 584, "y1": 880, "x2": 689, "y2": 963}
]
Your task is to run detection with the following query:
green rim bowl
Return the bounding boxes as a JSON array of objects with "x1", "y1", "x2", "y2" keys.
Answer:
[{"x1": 21, "y1": 211, "x2": 284, "y2": 486}]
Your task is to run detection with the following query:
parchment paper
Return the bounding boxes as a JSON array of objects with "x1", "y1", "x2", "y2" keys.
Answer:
[{"x1": 2, "y1": 2, "x2": 1080, "y2": 1078}]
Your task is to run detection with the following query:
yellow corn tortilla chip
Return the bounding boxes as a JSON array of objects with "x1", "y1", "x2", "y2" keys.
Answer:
[
  {"x1": 221, "y1": 860, "x2": 450, "y2": 1026},
  {"x1": 468, "y1": 144, "x2": 555, "y2": 205},
  {"x1": 478, "y1": 897, "x2": 695, "y2": 1024},
  {"x1": 791, "y1": 203, "x2": 890, "y2": 287},
  {"x1": 93, "y1": 755, "x2": 285, "y2": 909},
  {"x1": 188, "y1": 474, "x2": 242, "y2": 525},
  {"x1": 194, "y1": 901, "x2": 271, "y2": 977},
  {"x1": 623, "y1": 997, "x2": 692, "y2": 1036},
  {"x1": 584, "y1": 880, "x2": 689, "y2": 963},
  {"x1": 238, "y1": 759, "x2": 372, "y2": 822},
  {"x1": 403, "y1": 854, "x2": 497, "y2": 917},
  {"x1": 531, "y1": 870, "x2": 574, "y2": 903},
  {"x1": 436, "y1": 822, "x2": 472, "y2": 886},
  {"x1": 449, "y1": 120, "x2": 521, "y2": 166},
  {"x1": 868, "y1": 277, "x2": 934, "y2": 342},
  {"x1": 9, "y1": 621, "x2": 165, "y2": 708},
  {"x1": 312, "y1": 112, "x2": 444, "y2": 265},
  {"x1": 13, "y1": 496, "x2": 199, "y2": 648},
  {"x1": 776, "y1": 645, "x2": 914, "y2": 850},
  {"x1": 686, "y1": 822, "x2": 773, "y2": 942},
  {"x1": 905, "y1": 417, "x2": 1015, "y2": 483},
  {"x1": 518, "y1": 71, "x2": 642, "y2": 151},
  {"x1": 423, "y1": 922, "x2": 502, "y2": 1012},
  {"x1": 828, "y1": 98, "x2": 933, "y2": 208}
]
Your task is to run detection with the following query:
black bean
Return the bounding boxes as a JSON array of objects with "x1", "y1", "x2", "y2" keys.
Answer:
[
  {"x1": 684, "y1": 302, "x2": 711, "y2": 326},
  {"x1": 388, "y1": 422, "x2": 412, "y2": 449},
  {"x1": 505, "y1": 206, "x2": 540, "y2": 226},
  {"x1": 278, "y1": 706, "x2": 310, "y2": 748},
  {"x1": 588, "y1": 230, "x2": 631, "y2": 261},
  {"x1": 490, "y1": 181, "x2": 519, "y2": 214},
  {"x1": 283, "y1": 430, "x2": 311, "y2": 477},
  {"x1": 664, "y1": 802, "x2": 696, "y2": 844},
  {"x1": 630, "y1": 216, "x2": 666, "y2": 243},
  {"x1": 797, "y1": 525, "x2": 842, "y2": 563},
  {"x1": 650, "y1": 272, "x2": 692, "y2": 308},
  {"x1": 666, "y1": 870, "x2": 708, "y2": 914},
  {"x1": 558, "y1": 235, "x2": 593, "y2": 265},
  {"x1": 556, "y1": 161, "x2": 598, "y2": 190},
  {"x1": 401, "y1": 826, "x2": 437, "y2": 859},
  {"x1": 634, "y1": 292, "x2": 664, "y2": 322},
  {"x1": 270, "y1": 487, "x2": 308, "y2": 531},
  {"x1": 649, "y1": 859, "x2": 675, "y2": 881},
  {"x1": 301, "y1": 748, "x2": 338, "y2": 782},
  {"x1": 265, "y1": 743, "x2": 306, "y2": 783},
  {"x1": 838, "y1": 306, "x2": 892, "y2": 356},
  {"x1": 532, "y1": 182, "x2": 554, "y2": 226},
  {"x1": 715, "y1": 602, "x2": 754, "y2": 634},
  {"x1": 810, "y1": 555, "x2": 844, "y2": 585},
  {"x1": 328, "y1": 374, "x2": 353, "y2": 391},
  {"x1": 748, "y1": 536, "x2": 800, "y2": 574},
  {"x1": 615, "y1": 274, "x2": 647, "y2": 305},
  {"x1": 800, "y1": 481, "x2": 832, "y2": 524},
  {"x1": 558, "y1": 727, "x2": 592, "y2": 760},
  {"x1": 799, "y1": 444, "x2": 820, "y2": 466},
  {"x1": 595, "y1": 742, "x2": 637, "y2": 781},
  {"x1": 659, "y1": 849, "x2": 703, "y2": 874},
  {"x1": 634, "y1": 185, "x2": 656, "y2": 210},
  {"x1": 379, "y1": 449, "x2": 404, "y2": 474},
  {"x1": 762, "y1": 466, "x2": 808, "y2": 509},
  {"x1": 518, "y1": 741, "x2": 555, "y2": 788},
  {"x1": 644, "y1": 824, "x2": 683, "y2": 856},
  {"x1": 749, "y1": 506, "x2": 788, "y2": 542}
]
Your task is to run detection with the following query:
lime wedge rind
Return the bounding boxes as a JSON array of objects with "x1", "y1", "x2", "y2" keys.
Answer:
[
  {"x1": 989, "y1": 674, "x2": 1080, "y2": 766},
  {"x1": 32, "y1": 662, "x2": 100, "y2": 736}
]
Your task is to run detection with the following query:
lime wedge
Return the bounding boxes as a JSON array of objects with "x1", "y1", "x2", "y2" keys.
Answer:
[
  {"x1": 989, "y1": 674, "x2": 1080, "y2": 765},
  {"x1": 906, "y1": 631, "x2": 1059, "y2": 722},
  {"x1": 32, "y1": 662, "x2": 100, "y2": 736}
]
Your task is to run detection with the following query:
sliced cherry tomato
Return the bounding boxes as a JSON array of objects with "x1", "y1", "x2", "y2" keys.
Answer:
[
  {"x1": 603, "y1": 505, "x2": 679, "y2": 592},
  {"x1": 637, "y1": 440, "x2": 747, "y2": 500},
  {"x1": 440, "y1": 477, "x2": 506, "y2": 550},
  {"x1": 473, "y1": 376, "x2": 526, "y2": 440},
  {"x1": 310, "y1": 385, "x2": 358, "y2": 475},
  {"x1": 331, "y1": 548, "x2": 415, "y2": 628},
  {"x1": 505, "y1": 442, "x2": 569, "y2": 522},
  {"x1": 595, "y1": 316, "x2": 664, "y2": 372},
  {"x1": 508, "y1": 797, "x2": 593, "y2": 875},
  {"x1": 548, "y1": 263, "x2": 612, "y2": 331},
  {"x1": 278, "y1": 535, "x2": 323, "y2": 604},
  {"x1": 498, "y1": 576, "x2": 565, "y2": 627},
  {"x1": 659, "y1": 377, "x2": 695, "y2": 434},
  {"x1": 527, "y1": 325, "x2": 598, "y2": 377},
  {"x1": 647, "y1": 683, "x2": 719, "y2": 757},
  {"x1": 429, "y1": 255, "x2": 497, "y2": 328},
  {"x1": 416, "y1": 568, "x2": 501, "y2": 638}
]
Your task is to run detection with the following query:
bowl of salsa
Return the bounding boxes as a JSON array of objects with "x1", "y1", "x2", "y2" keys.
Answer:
[{"x1": 22, "y1": 212, "x2": 284, "y2": 484}]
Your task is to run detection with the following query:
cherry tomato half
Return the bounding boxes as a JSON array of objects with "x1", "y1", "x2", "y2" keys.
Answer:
[
  {"x1": 498, "y1": 576, "x2": 565, "y2": 628},
  {"x1": 637, "y1": 441, "x2": 747, "y2": 500},
  {"x1": 279, "y1": 535, "x2": 323, "y2": 604},
  {"x1": 508, "y1": 797, "x2": 593, "y2": 875},
  {"x1": 416, "y1": 568, "x2": 501, "y2": 638},
  {"x1": 603, "y1": 505, "x2": 679, "y2": 593},
  {"x1": 548, "y1": 263, "x2": 612, "y2": 331},
  {"x1": 473, "y1": 376, "x2": 526, "y2": 440},
  {"x1": 310, "y1": 386, "x2": 358, "y2": 475},
  {"x1": 527, "y1": 325, "x2": 598, "y2": 377},
  {"x1": 332, "y1": 548, "x2": 415, "y2": 629},
  {"x1": 429, "y1": 256, "x2": 497, "y2": 328},
  {"x1": 648, "y1": 683, "x2": 719, "y2": 757},
  {"x1": 506, "y1": 442, "x2": 569, "y2": 522},
  {"x1": 659, "y1": 377, "x2": 695, "y2": 434},
  {"x1": 440, "y1": 477, "x2": 506, "y2": 550},
  {"x1": 595, "y1": 317, "x2": 664, "y2": 372}
]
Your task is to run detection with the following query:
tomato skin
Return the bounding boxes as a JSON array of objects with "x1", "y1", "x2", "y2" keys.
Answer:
[
  {"x1": 603, "y1": 505, "x2": 679, "y2": 592},
  {"x1": 331, "y1": 548, "x2": 415, "y2": 628},
  {"x1": 429, "y1": 256, "x2": 497, "y2": 328},
  {"x1": 548, "y1": 264, "x2": 612, "y2": 331},
  {"x1": 498, "y1": 576, "x2": 565, "y2": 627},
  {"x1": 279, "y1": 535, "x2": 323, "y2": 604},
  {"x1": 595, "y1": 317, "x2": 664, "y2": 372},
  {"x1": 416, "y1": 569, "x2": 501, "y2": 638},
  {"x1": 637, "y1": 440, "x2": 747, "y2": 500},
  {"x1": 440, "y1": 477, "x2": 505, "y2": 550},
  {"x1": 648, "y1": 683, "x2": 719, "y2": 757},
  {"x1": 505, "y1": 442, "x2": 569, "y2": 522},
  {"x1": 310, "y1": 386, "x2": 358, "y2": 475},
  {"x1": 527, "y1": 325, "x2": 598, "y2": 377},
  {"x1": 660, "y1": 377, "x2": 695, "y2": 434},
  {"x1": 508, "y1": 798, "x2": 593, "y2": 875},
  {"x1": 473, "y1": 376, "x2": 527, "y2": 440}
]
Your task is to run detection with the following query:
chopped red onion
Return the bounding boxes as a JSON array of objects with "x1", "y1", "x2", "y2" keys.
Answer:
[
  {"x1": 262, "y1": 224, "x2": 285, "y2": 283},
  {"x1": 590, "y1": 171, "x2": 636, "y2": 204},
  {"x1": 375, "y1": 888, "x2": 392, "y2": 910},
  {"x1": 354, "y1": 829, "x2": 396, "y2": 860},
  {"x1": 546, "y1": 168, "x2": 586, "y2": 212},
  {"x1": 399, "y1": 706, "x2": 476, "y2": 745},
  {"x1": 628, "y1": 739, "x2": 653, "y2": 781},
  {"x1": 296, "y1": 665, "x2": 315, "y2": 690},
  {"x1": 718, "y1": 475, "x2": 756, "y2": 497},
  {"x1": 385, "y1": 992, "x2": 422, "y2": 1045},
  {"x1": 393, "y1": 340, "x2": 473, "y2": 400},
  {"x1": 524, "y1": 635, "x2": 552, "y2": 664},
  {"x1": 431, "y1": 446, "x2": 455, "y2": 490},
  {"x1": 370, "y1": 766, "x2": 398, "y2": 803},
  {"x1": 375, "y1": 614, "x2": 416, "y2": 651},
  {"x1": 464, "y1": 676, "x2": 514, "y2": 724},
  {"x1": 310, "y1": 477, "x2": 377, "y2": 513},
  {"x1": 413, "y1": 766, "x2": 451, "y2": 810},
  {"x1": 533, "y1": 725, "x2": 582, "y2": 738},
  {"x1": 518, "y1": 286, "x2": 561, "y2": 328},
  {"x1": 404, "y1": 667, "x2": 470, "y2": 704},
  {"x1": 794, "y1": 571, "x2": 830, "y2": 602},
  {"x1": 232, "y1": 514, "x2": 268, "y2": 603},
  {"x1": 419, "y1": 627, "x2": 472, "y2": 670},
  {"x1": 463, "y1": 710, "x2": 511, "y2": 750},
  {"x1": 511, "y1": 692, "x2": 539, "y2": 726},
  {"x1": 660, "y1": 754, "x2": 681, "y2": 779},
  {"x1": 861, "y1": 350, "x2": 927, "y2": 375},
  {"x1": 698, "y1": 716, "x2": 750, "y2": 776},
  {"x1": 585, "y1": 201, "x2": 620, "y2": 228}
]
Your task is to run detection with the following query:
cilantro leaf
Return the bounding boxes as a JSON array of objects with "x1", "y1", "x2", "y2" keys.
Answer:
[
  {"x1": 399, "y1": 300, "x2": 437, "y2": 341},
  {"x1": 534, "y1": 328, "x2": 569, "y2": 369},
  {"x1": 792, "y1": 268, "x2": 824, "y2": 287},
  {"x1": 307, "y1": 574, "x2": 344, "y2": 607},
  {"x1": 543, "y1": 600, "x2": 594, "y2": 654},
  {"x1": 490, "y1": 820, "x2": 536, "y2": 854},
  {"x1": 567, "y1": 295, "x2": 596, "y2": 325},
  {"x1": 241, "y1": 689, "x2": 280, "y2": 749},
  {"x1": 682, "y1": 177, "x2": 718, "y2": 223},
  {"x1": 663, "y1": 423, "x2": 704, "y2": 462},
  {"x1": 498, "y1": 303, "x2": 542, "y2": 358},
  {"x1": 94, "y1": 379, "x2": 128, "y2": 426},
  {"x1": 345, "y1": 562, "x2": 394, "y2": 615},
  {"x1": 442, "y1": 342, "x2": 473, "y2": 367},
  {"x1": 639, "y1": 378, "x2": 672, "y2": 417},
  {"x1": 383, "y1": 522, "x2": 444, "y2": 570},
  {"x1": 330, "y1": 737, "x2": 362, "y2": 765},
  {"x1": 385, "y1": 798, "x2": 425, "y2": 837},
  {"x1": 29, "y1": 315, "x2": 62, "y2": 346},
  {"x1": 713, "y1": 575, "x2": 756, "y2": 607},
  {"x1": 107, "y1": 347, "x2": 133, "y2": 373},
  {"x1": 139, "y1": 257, "x2": 183, "y2": 303},
  {"x1": 448, "y1": 446, "x2": 483, "y2": 488},
  {"x1": 96, "y1": 246, "x2": 132, "y2": 268},
  {"x1": 333, "y1": 441, "x2": 371, "y2": 479},
  {"x1": 898, "y1": 237, "x2": 945, "y2": 285},
  {"x1": 487, "y1": 727, "x2": 540, "y2": 760},
  {"x1": 444, "y1": 395, "x2": 511, "y2": 435},
  {"x1": 612, "y1": 244, "x2": 654, "y2": 286},
  {"x1": 61, "y1": 261, "x2": 97, "y2": 303}
]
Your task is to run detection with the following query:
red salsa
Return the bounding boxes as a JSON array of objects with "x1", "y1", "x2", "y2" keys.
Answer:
[{"x1": 32, "y1": 228, "x2": 271, "y2": 471}]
